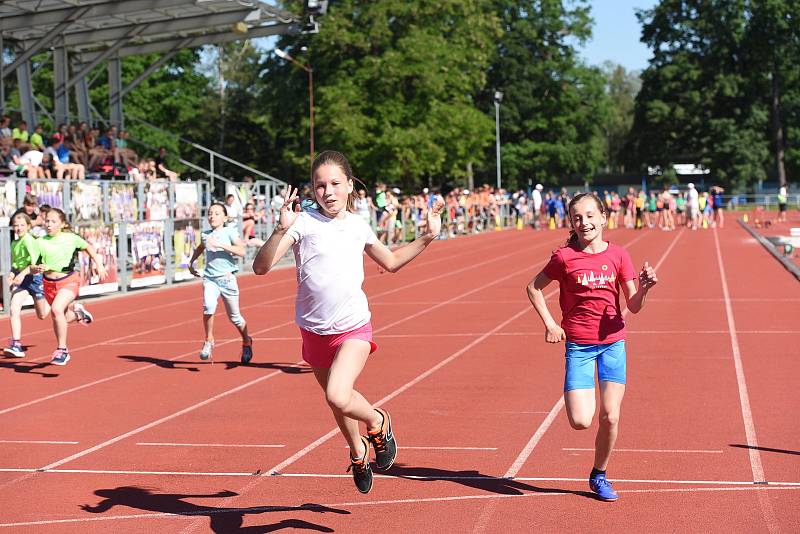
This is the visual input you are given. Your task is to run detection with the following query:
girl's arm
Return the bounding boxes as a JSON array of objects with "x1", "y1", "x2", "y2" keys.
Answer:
[
  {"x1": 189, "y1": 243, "x2": 205, "y2": 277},
  {"x1": 12, "y1": 266, "x2": 32, "y2": 285},
  {"x1": 621, "y1": 261, "x2": 658, "y2": 314},
  {"x1": 206, "y1": 236, "x2": 246, "y2": 258},
  {"x1": 253, "y1": 186, "x2": 300, "y2": 275},
  {"x1": 526, "y1": 272, "x2": 565, "y2": 343},
  {"x1": 83, "y1": 245, "x2": 109, "y2": 280},
  {"x1": 365, "y1": 200, "x2": 443, "y2": 272}
]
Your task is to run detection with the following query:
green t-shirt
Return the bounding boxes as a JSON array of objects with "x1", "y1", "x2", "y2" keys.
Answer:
[
  {"x1": 29, "y1": 132, "x2": 44, "y2": 148},
  {"x1": 38, "y1": 232, "x2": 88, "y2": 273},
  {"x1": 11, "y1": 233, "x2": 40, "y2": 272}
]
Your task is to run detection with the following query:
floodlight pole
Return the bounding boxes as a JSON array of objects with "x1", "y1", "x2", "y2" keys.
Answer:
[
  {"x1": 494, "y1": 91, "x2": 503, "y2": 190},
  {"x1": 276, "y1": 48, "x2": 314, "y2": 167}
]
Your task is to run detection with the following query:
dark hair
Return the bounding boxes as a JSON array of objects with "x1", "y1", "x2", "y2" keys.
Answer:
[
  {"x1": 23, "y1": 193, "x2": 38, "y2": 207},
  {"x1": 311, "y1": 150, "x2": 359, "y2": 213},
  {"x1": 565, "y1": 192, "x2": 606, "y2": 247},
  {"x1": 12, "y1": 212, "x2": 32, "y2": 226},
  {"x1": 48, "y1": 207, "x2": 73, "y2": 233},
  {"x1": 208, "y1": 201, "x2": 227, "y2": 215}
]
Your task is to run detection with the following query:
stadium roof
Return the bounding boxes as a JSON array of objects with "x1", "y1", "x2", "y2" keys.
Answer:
[{"x1": 0, "y1": 0, "x2": 302, "y2": 61}]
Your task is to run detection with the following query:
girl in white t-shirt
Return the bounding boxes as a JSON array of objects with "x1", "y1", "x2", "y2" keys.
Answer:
[{"x1": 253, "y1": 150, "x2": 443, "y2": 494}]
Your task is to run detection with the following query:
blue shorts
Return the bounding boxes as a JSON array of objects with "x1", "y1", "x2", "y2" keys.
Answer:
[
  {"x1": 564, "y1": 340, "x2": 626, "y2": 392},
  {"x1": 202, "y1": 274, "x2": 244, "y2": 327},
  {"x1": 13, "y1": 273, "x2": 45, "y2": 301}
]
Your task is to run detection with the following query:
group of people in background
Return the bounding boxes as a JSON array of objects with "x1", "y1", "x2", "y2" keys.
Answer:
[{"x1": 0, "y1": 116, "x2": 180, "y2": 182}]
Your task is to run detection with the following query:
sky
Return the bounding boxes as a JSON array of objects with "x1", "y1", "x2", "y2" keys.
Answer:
[{"x1": 578, "y1": 0, "x2": 658, "y2": 72}]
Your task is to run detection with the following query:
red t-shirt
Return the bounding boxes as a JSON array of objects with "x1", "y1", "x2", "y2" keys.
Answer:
[{"x1": 542, "y1": 242, "x2": 636, "y2": 345}]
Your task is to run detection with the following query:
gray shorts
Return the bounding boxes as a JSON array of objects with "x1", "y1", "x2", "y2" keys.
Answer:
[{"x1": 203, "y1": 274, "x2": 244, "y2": 326}]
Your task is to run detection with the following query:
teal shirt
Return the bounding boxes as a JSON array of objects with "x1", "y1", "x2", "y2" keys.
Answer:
[{"x1": 202, "y1": 226, "x2": 240, "y2": 277}]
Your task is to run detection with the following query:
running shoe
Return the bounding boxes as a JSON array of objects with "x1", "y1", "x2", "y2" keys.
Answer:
[
  {"x1": 4, "y1": 339, "x2": 25, "y2": 358},
  {"x1": 589, "y1": 472, "x2": 619, "y2": 501},
  {"x1": 199, "y1": 340, "x2": 214, "y2": 361},
  {"x1": 347, "y1": 436, "x2": 373, "y2": 494},
  {"x1": 367, "y1": 408, "x2": 397, "y2": 471},
  {"x1": 50, "y1": 348, "x2": 71, "y2": 366},
  {"x1": 241, "y1": 336, "x2": 253, "y2": 364},
  {"x1": 73, "y1": 302, "x2": 94, "y2": 325}
]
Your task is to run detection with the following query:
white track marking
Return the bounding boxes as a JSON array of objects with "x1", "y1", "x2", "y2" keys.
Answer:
[
  {"x1": 713, "y1": 228, "x2": 778, "y2": 534},
  {"x1": 136, "y1": 442, "x2": 285, "y2": 448},
  {"x1": 0, "y1": 440, "x2": 78, "y2": 444},
  {"x1": 0, "y1": 484, "x2": 796, "y2": 529},
  {"x1": 563, "y1": 448, "x2": 723, "y2": 453}
]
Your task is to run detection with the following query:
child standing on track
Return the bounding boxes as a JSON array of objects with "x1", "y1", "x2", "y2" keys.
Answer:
[
  {"x1": 526, "y1": 192, "x2": 658, "y2": 501},
  {"x1": 253, "y1": 150, "x2": 443, "y2": 494},
  {"x1": 4, "y1": 213, "x2": 50, "y2": 358},
  {"x1": 32, "y1": 208, "x2": 107, "y2": 366},
  {"x1": 189, "y1": 202, "x2": 253, "y2": 364}
]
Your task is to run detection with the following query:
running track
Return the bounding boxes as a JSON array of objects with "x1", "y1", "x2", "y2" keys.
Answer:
[{"x1": 0, "y1": 224, "x2": 797, "y2": 533}]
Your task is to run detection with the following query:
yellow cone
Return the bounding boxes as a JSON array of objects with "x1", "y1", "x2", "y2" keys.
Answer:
[
  {"x1": 495, "y1": 215, "x2": 502, "y2": 230},
  {"x1": 702, "y1": 218, "x2": 708, "y2": 229},
  {"x1": 608, "y1": 217, "x2": 615, "y2": 230},
  {"x1": 743, "y1": 213, "x2": 749, "y2": 223},
  {"x1": 516, "y1": 217, "x2": 524, "y2": 230},
  {"x1": 549, "y1": 217, "x2": 556, "y2": 230}
]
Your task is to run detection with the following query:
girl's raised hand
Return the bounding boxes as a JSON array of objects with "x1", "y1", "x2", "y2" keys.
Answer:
[
  {"x1": 426, "y1": 200, "x2": 445, "y2": 238},
  {"x1": 96, "y1": 263, "x2": 109, "y2": 281},
  {"x1": 545, "y1": 323, "x2": 566, "y2": 343},
  {"x1": 5, "y1": 272, "x2": 15, "y2": 286},
  {"x1": 278, "y1": 186, "x2": 301, "y2": 231},
  {"x1": 639, "y1": 261, "x2": 658, "y2": 290}
]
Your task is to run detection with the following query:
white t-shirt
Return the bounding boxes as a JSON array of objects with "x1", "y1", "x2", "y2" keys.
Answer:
[
  {"x1": 687, "y1": 188, "x2": 699, "y2": 209},
  {"x1": 20, "y1": 150, "x2": 43, "y2": 167},
  {"x1": 532, "y1": 189, "x2": 542, "y2": 211},
  {"x1": 287, "y1": 209, "x2": 377, "y2": 334}
]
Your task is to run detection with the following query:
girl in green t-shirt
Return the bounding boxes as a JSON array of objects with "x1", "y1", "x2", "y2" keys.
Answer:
[
  {"x1": 31, "y1": 208, "x2": 108, "y2": 366},
  {"x1": 4, "y1": 213, "x2": 50, "y2": 358}
]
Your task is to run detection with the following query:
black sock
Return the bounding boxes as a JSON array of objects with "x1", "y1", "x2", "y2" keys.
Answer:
[{"x1": 590, "y1": 467, "x2": 605, "y2": 479}]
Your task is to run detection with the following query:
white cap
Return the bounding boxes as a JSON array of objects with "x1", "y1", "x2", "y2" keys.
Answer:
[
  {"x1": 535, "y1": 184, "x2": 543, "y2": 191},
  {"x1": 462, "y1": 189, "x2": 469, "y2": 194},
  {"x1": 687, "y1": 183, "x2": 695, "y2": 189},
  {"x1": 391, "y1": 187, "x2": 401, "y2": 194},
  {"x1": 423, "y1": 187, "x2": 429, "y2": 194}
]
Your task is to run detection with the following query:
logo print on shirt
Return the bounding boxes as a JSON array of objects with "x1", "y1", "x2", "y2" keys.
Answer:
[{"x1": 576, "y1": 270, "x2": 616, "y2": 289}]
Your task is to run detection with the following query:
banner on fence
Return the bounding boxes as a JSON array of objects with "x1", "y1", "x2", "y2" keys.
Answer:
[
  {"x1": 175, "y1": 183, "x2": 199, "y2": 219},
  {"x1": 72, "y1": 182, "x2": 103, "y2": 222},
  {"x1": 145, "y1": 182, "x2": 169, "y2": 221},
  {"x1": 0, "y1": 180, "x2": 17, "y2": 226},
  {"x1": 130, "y1": 221, "x2": 166, "y2": 288},
  {"x1": 110, "y1": 183, "x2": 138, "y2": 222},
  {"x1": 76, "y1": 223, "x2": 119, "y2": 296},
  {"x1": 173, "y1": 219, "x2": 203, "y2": 281},
  {"x1": 29, "y1": 181, "x2": 63, "y2": 210}
]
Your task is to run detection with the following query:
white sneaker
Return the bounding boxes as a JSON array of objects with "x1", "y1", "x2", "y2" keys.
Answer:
[
  {"x1": 199, "y1": 340, "x2": 214, "y2": 361},
  {"x1": 73, "y1": 302, "x2": 94, "y2": 325}
]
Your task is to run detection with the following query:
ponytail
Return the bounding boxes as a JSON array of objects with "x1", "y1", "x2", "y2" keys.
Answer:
[{"x1": 50, "y1": 207, "x2": 73, "y2": 233}]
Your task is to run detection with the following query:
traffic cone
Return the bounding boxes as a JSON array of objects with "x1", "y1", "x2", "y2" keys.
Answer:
[
  {"x1": 495, "y1": 215, "x2": 502, "y2": 231},
  {"x1": 516, "y1": 217, "x2": 524, "y2": 230},
  {"x1": 608, "y1": 217, "x2": 615, "y2": 230},
  {"x1": 549, "y1": 217, "x2": 556, "y2": 230},
  {"x1": 743, "y1": 213, "x2": 749, "y2": 223},
  {"x1": 702, "y1": 218, "x2": 708, "y2": 229}
]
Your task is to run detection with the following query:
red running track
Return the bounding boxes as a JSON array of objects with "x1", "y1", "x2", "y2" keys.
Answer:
[{"x1": 0, "y1": 225, "x2": 797, "y2": 533}]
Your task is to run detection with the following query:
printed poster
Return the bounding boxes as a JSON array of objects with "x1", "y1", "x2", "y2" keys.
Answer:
[
  {"x1": 145, "y1": 181, "x2": 169, "y2": 221},
  {"x1": 29, "y1": 181, "x2": 63, "y2": 210},
  {"x1": 173, "y1": 219, "x2": 203, "y2": 281},
  {"x1": 76, "y1": 224, "x2": 119, "y2": 296},
  {"x1": 110, "y1": 183, "x2": 137, "y2": 222},
  {"x1": 72, "y1": 182, "x2": 103, "y2": 222},
  {"x1": 174, "y1": 183, "x2": 199, "y2": 220},
  {"x1": 130, "y1": 221, "x2": 166, "y2": 288},
  {"x1": 0, "y1": 180, "x2": 17, "y2": 225}
]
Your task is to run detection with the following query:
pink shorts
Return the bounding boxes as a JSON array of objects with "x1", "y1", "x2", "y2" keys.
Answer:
[{"x1": 300, "y1": 322, "x2": 378, "y2": 369}]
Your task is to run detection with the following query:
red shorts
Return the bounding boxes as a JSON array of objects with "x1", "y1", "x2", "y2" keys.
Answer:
[
  {"x1": 43, "y1": 272, "x2": 80, "y2": 304},
  {"x1": 300, "y1": 322, "x2": 378, "y2": 369}
]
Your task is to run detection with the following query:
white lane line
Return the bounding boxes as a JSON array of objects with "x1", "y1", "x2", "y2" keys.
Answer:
[
  {"x1": 136, "y1": 443, "x2": 285, "y2": 448},
  {"x1": 714, "y1": 229, "x2": 767, "y2": 484},
  {"x1": 1, "y1": 484, "x2": 797, "y2": 529},
  {"x1": 0, "y1": 440, "x2": 78, "y2": 445},
  {"x1": 714, "y1": 228, "x2": 779, "y2": 534},
  {"x1": 563, "y1": 448, "x2": 723, "y2": 454},
  {"x1": 501, "y1": 230, "x2": 682, "y2": 480},
  {"x1": 342, "y1": 446, "x2": 497, "y2": 450}
]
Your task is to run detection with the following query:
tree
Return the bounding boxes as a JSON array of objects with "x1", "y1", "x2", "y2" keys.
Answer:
[
  {"x1": 481, "y1": 0, "x2": 609, "y2": 190},
  {"x1": 601, "y1": 62, "x2": 640, "y2": 173}
]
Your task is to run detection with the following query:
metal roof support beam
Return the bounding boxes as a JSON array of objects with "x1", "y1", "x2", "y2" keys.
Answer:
[
  {"x1": 120, "y1": 46, "x2": 184, "y2": 99},
  {"x1": 109, "y1": 56, "x2": 123, "y2": 129},
  {"x1": 16, "y1": 59, "x2": 35, "y2": 128},
  {"x1": 0, "y1": 34, "x2": 5, "y2": 115},
  {"x1": 73, "y1": 58, "x2": 92, "y2": 125},
  {"x1": 53, "y1": 45, "x2": 70, "y2": 126},
  {"x1": 64, "y1": 27, "x2": 145, "y2": 93},
  {"x1": 0, "y1": 0, "x2": 189, "y2": 30},
  {"x1": 2, "y1": 6, "x2": 90, "y2": 80},
  {"x1": 59, "y1": 9, "x2": 257, "y2": 48},
  {"x1": 80, "y1": 23, "x2": 299, "y2": 61}
]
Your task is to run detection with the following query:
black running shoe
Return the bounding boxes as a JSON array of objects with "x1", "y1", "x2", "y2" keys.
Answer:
[
  {"x1": 367, "y1": 408, "x2": 397, "y2": 471},
  {"x1": 347, "y1": 436, "x2": 373, "y2": 493}
]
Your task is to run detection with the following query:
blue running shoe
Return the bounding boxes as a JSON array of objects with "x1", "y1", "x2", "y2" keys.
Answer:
[
  {"x1": 589, "y1": 472, "x2": 618, "y2": 501},
  {"x1": 4, "y1": 339, "x2": 25, "y2": 358},
  {"x1": 50, "y1": 348, "x2": 71, "y2": 366},
  {"x1": 241, "y1": 337, "x2": 253, "y2": 364}
]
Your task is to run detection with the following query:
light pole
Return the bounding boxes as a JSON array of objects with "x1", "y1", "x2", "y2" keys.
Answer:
[
  {"x1": 494, "y1": 90, "x2": 503, "y2": 191},
  {"x1": 275, "y1": 48, "x2": 314, "y2": 165}
]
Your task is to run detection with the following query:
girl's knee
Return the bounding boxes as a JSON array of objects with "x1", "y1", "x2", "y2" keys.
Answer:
[
  {"x1": 325, "y1": 387, "x2": 351, "y2": 411},
  {"x1": 599, "y1": 411, "x2": 620, "y2": 428},
  {"x1": 569, "y1": 417, "x2": 593, "y2": 430},
  {"x1": 229, "y1": 314, "x2": 245, "y2": 328}
]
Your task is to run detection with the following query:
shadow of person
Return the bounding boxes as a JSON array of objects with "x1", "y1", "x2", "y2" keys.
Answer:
[
  {"x1": 0, "y1": 359, "x2": 59, "y2": 378},
  {"x1": 80, "y1": 486, "x2": 349, "y2": 533},
  {"x1": 386, "y1": 464, "x2": 596, "y2": 499},
  {"x1": 222, "y1": 361, "x2": 312, "y2": 374},
  {"x1": 118, "y1": 355, "x2": 203, "y2": 372},
  {"x1": 730, "y1": 443, "x2": 800, "y2": 456}
]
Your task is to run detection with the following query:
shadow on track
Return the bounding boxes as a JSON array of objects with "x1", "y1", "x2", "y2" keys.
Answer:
[
  {"x1": 0, "y1": 358, "x2": 59, "y2": 378},
  {"x1": 730, "y1": 443, "x2": 800, "y2": 456},
  {"x1": 80, "y1": 486, "x2": 349, "y2": 533},
  {"x1": 385, "y1": 464, "x2": 597, "y2": 499},
  {"x1": 117, "y1": 355, "x2": 311, "y2": 375}
]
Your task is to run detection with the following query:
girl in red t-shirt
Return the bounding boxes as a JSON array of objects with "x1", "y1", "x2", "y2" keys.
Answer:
[{"x1": 526, "y1": 192, "x2": 658, "y2": 501}]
